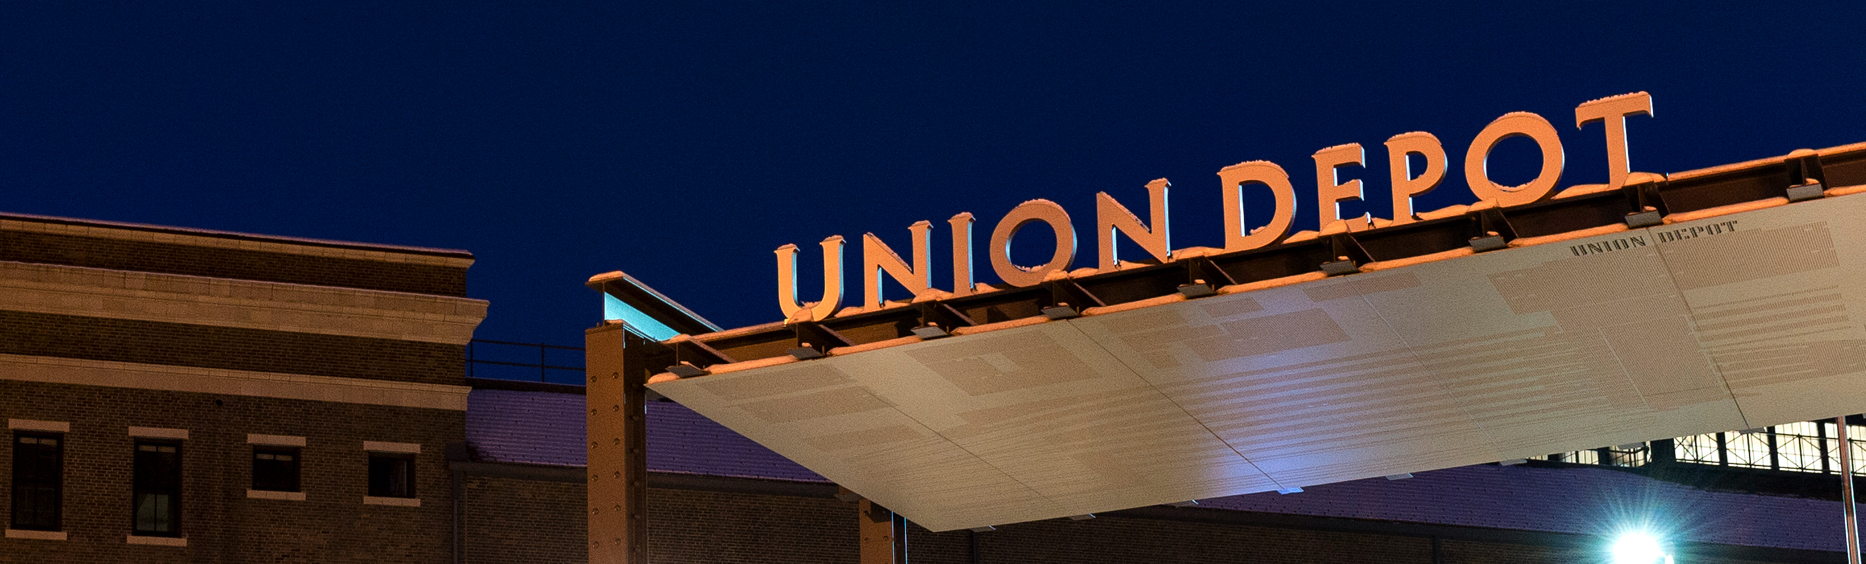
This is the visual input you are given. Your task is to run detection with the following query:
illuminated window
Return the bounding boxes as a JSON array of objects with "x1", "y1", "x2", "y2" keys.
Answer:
[
  {"x1": 1544, "y1": 415, "x2": 1866, "y2": 478},
  {"x1": 367, "y1": 453, "x2": 414, "y2": 498},
  {"x1": 10, "y1": 433, "x2": 63, "y2": 531},
  {"x1": 252, "y1": 447, "x2": 301, "y2": 492},
  {"x1": 133, "y1": 442, "x2": 182, "y2": 536}
]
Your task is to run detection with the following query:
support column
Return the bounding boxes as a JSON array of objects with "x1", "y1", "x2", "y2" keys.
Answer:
[
  {"x1": 588, "y1": 324, "x2": 650, "y2": 564},
  {"x1": 1840, "y1": 416, "x2": 1860, "y2": 564},
  {"x1": 859, "y1": 498, "x2": 907, "y2": 564}
]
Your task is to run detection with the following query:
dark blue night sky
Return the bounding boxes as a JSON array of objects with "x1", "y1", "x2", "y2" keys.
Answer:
[{"x1": 3, "y1": 2, "x2": 1862, "y2": 346}]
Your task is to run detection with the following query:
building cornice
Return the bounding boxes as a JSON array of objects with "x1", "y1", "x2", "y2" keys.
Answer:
[
  {"x1": 0, "y1": 260, "x2": 486, "y2": 345},
  {"x1": 0, "y1": 212, "x2": 474, "y2": 267},
  {"x1": 0, "y1": 353, "x2": 470, "y2": 410}
]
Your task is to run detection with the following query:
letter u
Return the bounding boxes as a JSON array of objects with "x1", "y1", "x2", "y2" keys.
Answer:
[{"x1": 776, "y1": 236, "x2": 845, "y2": 321}]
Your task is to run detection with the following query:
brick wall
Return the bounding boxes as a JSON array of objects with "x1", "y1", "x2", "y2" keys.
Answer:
[
  {"x1": 0, "y1": 230, "x2": 469, "y2": 296},
  {"x1": 0, "y1": 311, "x2": 465, "y2": 386},
  {"x1": 462, "y1": 475, "x2": 585, "y2": 564},
  {"x1": 0, "y1": 380, "x2": 463, "y2": 564},
  {"x1": 646, "y1": 488, "x2": 858, "y2": 564}
]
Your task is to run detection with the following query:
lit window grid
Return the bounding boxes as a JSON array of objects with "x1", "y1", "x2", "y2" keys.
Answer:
[
  {"x1": 1544, "y1": 419, "x2": 1866, "y2": 476},
  {"x1": 1535, "y1": 445, "x2": 1644, "y2": 467}
]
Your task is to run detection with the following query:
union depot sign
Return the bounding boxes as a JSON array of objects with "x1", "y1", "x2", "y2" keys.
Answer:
[
  {"x1": 632, "y1": 90, "x2": 1866, "y2": 532},
  {"x1": 778, "y1": 92, "x2": 1653, "y2": 320}
]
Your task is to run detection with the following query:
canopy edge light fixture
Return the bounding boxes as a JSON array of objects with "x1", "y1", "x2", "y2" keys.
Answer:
[{"x1": 1609, "y1": 530, "x2": 1672, "y2": 564}]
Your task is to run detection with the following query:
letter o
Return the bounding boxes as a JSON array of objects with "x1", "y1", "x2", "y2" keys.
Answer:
[
  {"x1": 1464, "y1": 112, "x2": 1564, "y2": 207},
  {"x1": 989, "y1": 199, "x2": 1076, "y2": 287}
]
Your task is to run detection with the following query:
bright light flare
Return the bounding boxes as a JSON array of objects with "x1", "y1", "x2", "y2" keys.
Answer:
[{"x1": 1609, "y1": 530, "x2": 1671, "y2": 564}]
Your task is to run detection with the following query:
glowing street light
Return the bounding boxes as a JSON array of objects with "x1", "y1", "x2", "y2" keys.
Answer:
[{"x1": 1609, "y1": 531, "x2": 1672, "y2": 564}]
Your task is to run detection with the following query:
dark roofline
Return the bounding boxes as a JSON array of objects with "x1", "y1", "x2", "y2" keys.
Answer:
[{"x1": 0, "y1": 211, "x2": 475, "y2": 260}]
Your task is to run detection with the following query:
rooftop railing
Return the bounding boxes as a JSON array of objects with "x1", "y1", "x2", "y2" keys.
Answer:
[{"x1": 466, "y1": 339, "x2": 585, "y2": 387}]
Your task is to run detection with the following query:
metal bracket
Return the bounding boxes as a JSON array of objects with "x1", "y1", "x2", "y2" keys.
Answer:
[
  {"x1": 1624, "y1": 209, "x2": 1662, "y2": 229},
  {"x1": 1176, "y1": 283, "x2": 1216, "y2": 298},
  {"x1": 1040, "y1": 305, "x2": 1081, "y2": 320},
  {"x1": 1622, "y1": 175, "x2": 1668, "y2": 228},
  {"x1": 1186, "y1": 257, "x2": 1238, "y2": 287},
  {"x1": 916, "y1": 302, "x2": 976, "y2": 336},
  {"x1": 1788, "y1": 151, "x2": 1827, "y2": 188},
  {"x1": 1041, "y1": 280, "x2": 1104, "y2": 318},
  {"x1": 672, "y1": 339, "x2": 733, "y2": 371},
  {"x1": 1320, "y1": 234, "x2": 1372, "y2": 276},
  {"x1": 1788, "y1": 182, "x2": 1827, "y2": 203},
  {"x1": 910, "y1": 325, "x2": 952, "y2": 339},
  {"x1": 667, "y1": 362, "x2": 707, "y2": 378},
  {"x1": 1047, "y1": 279, "x2": 1105, "y2": 311},
  {"x1": 1469, "y1": 208, "x2": 1517, "y2": 252},
  {"x1": 792, "y1": 322, "x2": 853, "y2": 356},
  {"x1": 1175, "y1": 257, "x2": 1230, "y2": 298}
]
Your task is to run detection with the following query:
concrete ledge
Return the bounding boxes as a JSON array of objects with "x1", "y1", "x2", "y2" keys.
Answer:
[
  {"x1": 363, "y1": 441, "x2": 420, "y2": 454},
  {"x1": 0, "y1": 354, "x2": 469, "y2": 411},
  {"x1": 247, "y1": 489, "x2": 306, "y2": 501},
  {"x1": 363, "y1": 496, "x2": 421, "y2": 507},
  {"x1": 247, "y1": 434, "x2": 306, "y2": 446},
  {"x1": 5, "y1": 529, "x2": 66, "y2": 541},
  {"x1": 126, "y1": 535, "x2": 186, "y2": 546},
  {"x1": 7, "y1": 419, "x2": 68, "y2": 432},
  {"x1": 128, "y1": 426, "x2": 188, "y2": 440}
]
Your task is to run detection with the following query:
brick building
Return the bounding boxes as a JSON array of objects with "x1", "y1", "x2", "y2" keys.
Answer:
[{"x1": 0, "y1": 212, "x2": 485, "y2": 562}]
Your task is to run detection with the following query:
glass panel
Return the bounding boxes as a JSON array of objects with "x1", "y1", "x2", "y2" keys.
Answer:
[
  {"x1": 135, "y1": 494, "x2": 173, "y2": 533},
  {"x1": 1726, "y1": 431, "x2": 1772, "y2": 469},
  {"x1": 1775, "y1": 422, "x2": 1825, "y2": 473},
  {"x1": 252, "y1": 447, "x2": 301, "y2": 492},
  {"x1": 11, "y1": 433, "x2": 63, "y2": 531},
  {"x1": 1674, "y1": 433, "x2": 1719, "y2": 465},
  {"x1": 133, "y1": 441, "x2": 181, "y2": 535},
  {"x1": 1534, "y1": 416, "x2": 1866, "y2": 478},
  {"x1": 1606, "y1": 445, "x2": 1648, "y2": 467},
  {"x1": 368, "y1": 454, "x2": 415, "y2": 498}
]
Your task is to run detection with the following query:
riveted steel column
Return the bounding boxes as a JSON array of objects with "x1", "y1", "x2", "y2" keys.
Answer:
[
  {"x1": 1840, "y1": 417, "x2": 1860, "y2": 564},
  {"x1": 860, "y1": 498, "x2": 907, "y2": 564},
  {"x1": 588, "y1": 324, "x2": 649, "y2": 564}
]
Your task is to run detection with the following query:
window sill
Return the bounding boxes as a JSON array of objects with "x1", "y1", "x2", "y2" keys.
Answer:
[
  {"x1": 126, "y1": 535, "x2": 186, "y2": 546},
  {"x1": 363, "y1": 496, "x2": 420, "y2": 507},
  {"x1": 247, "y1": 489, "x2": 306, "y2": 501},
  {"x1": 5, "y1": 529, "x2": 66, "y2": 541}
]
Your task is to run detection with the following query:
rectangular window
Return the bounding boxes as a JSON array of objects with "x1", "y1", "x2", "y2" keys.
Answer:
[
  {"x1": 367, "y1": 453, "x2": 414, "y2": 498},
  {"x1": 11, "y1": 433, "x2": 63, "y2": 531},
  {"x1": 252, "y1": 447, "x2": 301, "y2": 492},
  {"x1": 132, "y1": 442, "x2": 182, "y2": 536}
]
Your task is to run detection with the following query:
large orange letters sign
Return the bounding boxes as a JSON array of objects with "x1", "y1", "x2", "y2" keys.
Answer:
[{"x1": 777, "y1": 92, "x2": 1654, "y2": 320}]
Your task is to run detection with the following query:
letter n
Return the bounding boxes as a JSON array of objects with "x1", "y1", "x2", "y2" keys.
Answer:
[
  {"x1": 863, "y1": 222, "x2": 933, "y2": 309},
  {"x1": 1097, "y1": 179, "x2": 1172, "y2": 270}
]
